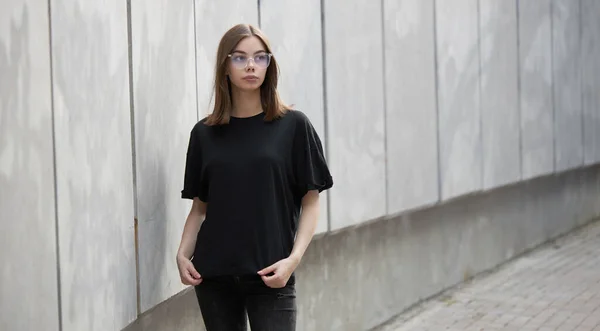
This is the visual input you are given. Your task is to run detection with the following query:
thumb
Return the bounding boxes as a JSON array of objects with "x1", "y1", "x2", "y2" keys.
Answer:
[
  {"x1": 257, "y1": 262, "x2": 277, "y2": 276},
  {"x1": 188, "y1": 264, "x2": 201, "y2": 279}
]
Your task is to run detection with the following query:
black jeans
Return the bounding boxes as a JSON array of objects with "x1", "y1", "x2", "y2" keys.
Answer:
[{"x1": 194, "y1": 274, "x2": 297, "y2": 331}]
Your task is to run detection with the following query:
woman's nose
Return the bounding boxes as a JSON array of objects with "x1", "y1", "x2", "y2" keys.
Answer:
[{"x1": 245, "y1": 58, "x2": 256, "y2": 71}]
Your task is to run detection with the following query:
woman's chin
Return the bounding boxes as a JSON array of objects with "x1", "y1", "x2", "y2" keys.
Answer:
[{"x1": 232, "y1": 82, "x2": 262, "y2": 92}]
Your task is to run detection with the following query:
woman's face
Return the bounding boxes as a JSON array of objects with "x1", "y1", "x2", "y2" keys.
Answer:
[{"x1": 227, "y1": 36, "x2": 271, "y2": 92}]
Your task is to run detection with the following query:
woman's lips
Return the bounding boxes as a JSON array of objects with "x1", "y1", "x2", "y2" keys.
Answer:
[{"x1": 242, "y1": 75, "x2": 259, "y2": 82}]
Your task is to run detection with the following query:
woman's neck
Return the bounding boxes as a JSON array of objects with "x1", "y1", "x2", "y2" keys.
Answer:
[{"x1": 230, "y1": 87, "x2": 262, "y2": 118}]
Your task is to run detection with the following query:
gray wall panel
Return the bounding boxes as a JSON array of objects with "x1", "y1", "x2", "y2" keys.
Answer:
[
  {"x1": 582, "y1": 0, "x2": 600, "y2": 165},
  {"x1": 131, "y1": 0, "x2": 198, "y2": 312},
  {"x1": 0, "y1": 1, "x2": 59, "y2": 330},
  {"x1": 519, "y1": 0, "x2": 554, "y2": 180},
  {"x1": 479, "y1": 0, "x2": 521, "y2": 189},
  {"x1": 552, "y1": 0, "x2": 584, "y2": 172},
  {"x1": 195, "y1": 0, "x2": 258, "y2": 118},
  {"x1": 383, "y1": 0, "x2": 439, "y2": 214},
  {"x1": 50, "y1": 1, "x2": 137, "y2": 330},
  {"x1": 260, "y1": 0, "x2": 329, "y2": 233},
  {"x1": 435, "y1": 0, "x2": 482, "y2": 199},
  {"x1": 324, "y1": 0, "x2": 386, "y2": 229},
  {"x1": 121, "y1": 164, "x2": 600, "y2": 331}
]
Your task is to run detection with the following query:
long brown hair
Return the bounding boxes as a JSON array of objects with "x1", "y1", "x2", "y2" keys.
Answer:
[{"x1": 205, "y1": 24, "x2": 291, "y2": 126}]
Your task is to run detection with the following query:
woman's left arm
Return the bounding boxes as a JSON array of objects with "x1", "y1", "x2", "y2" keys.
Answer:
[
  {"x1": 258, "y1": 190, "x2": 320, "y2": 287},
  {"x1": 289, "y1": 190, "x2": 320, "y2": 264}
]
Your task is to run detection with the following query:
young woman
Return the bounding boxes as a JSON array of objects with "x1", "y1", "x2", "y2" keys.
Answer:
[{"x1": 176, "y1": 23, "x2": 333, "y2": 330}]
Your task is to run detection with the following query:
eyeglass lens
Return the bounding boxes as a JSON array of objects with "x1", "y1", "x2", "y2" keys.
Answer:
[{"x1": 230, "y1": 53, "x2": 271, "y2": 69}]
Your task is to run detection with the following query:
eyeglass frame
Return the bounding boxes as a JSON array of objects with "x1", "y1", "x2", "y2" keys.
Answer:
[{"x1": 226, "y1": 52, "x2": 273, "y2": 69}]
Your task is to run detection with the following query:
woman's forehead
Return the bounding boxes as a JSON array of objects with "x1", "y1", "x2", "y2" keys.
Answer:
[{"x1": 232, "y1": 36, "x2": 266, "y2": 54}]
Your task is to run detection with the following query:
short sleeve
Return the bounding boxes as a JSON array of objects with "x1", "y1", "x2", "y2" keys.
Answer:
[
  {"x1": 181, "y1": 126, "x2": 209, "y2": 202},
  {"x1": 292, "y1": 111, "x2": 333, "y2": 197}
]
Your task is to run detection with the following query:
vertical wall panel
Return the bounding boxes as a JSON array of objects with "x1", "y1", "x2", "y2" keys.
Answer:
[
  {"x1": 260, "y1": 0, "x2": 329, "y2": 233},
  {"x1": 519, "y1": 0, "x2": 554, "y2": 180},
  {"x1": 50, "y1": 0, "x2": 137, "y2": 330},
  {"x1": 0, "y1": 1, "x2": 59, "y2": 330},
  {"x1": 131, "y1": 0, "x2": 198, "y2": 312},
  {"x1": 581, "y1": 0, "x2": 600, "y2": 165},
  {"x1": 435, "y1": 0, "x2": 482, "y2": 199},
  {"x1": 324, "y1": 0, "x2": 386, "y2": 229},
  {"x1": 383, "y1": 0, "x2": 439, "y2": 214},
  {"x1": 479, "y1": 0, "x2": 520, "y2": 189},
  {"x1": 552, "y1": 0, "x2": 583, "y2": 172},
  {"x1": 195, "y1": 0, "x2": 258, "y2": 118}
]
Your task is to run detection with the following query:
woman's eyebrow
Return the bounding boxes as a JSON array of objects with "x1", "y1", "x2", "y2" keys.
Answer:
[{"x1": 231, "y1": 50, "x2": 267, "y2": 55}]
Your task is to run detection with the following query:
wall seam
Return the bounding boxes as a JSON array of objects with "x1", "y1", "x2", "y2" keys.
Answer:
[
  {"x1": 433, "y1": 0, "x2": 442, "y2": 202},
  {"x1": 257, "y1": 0, "x2": 262, "y2": 27},
  {"x1": 319, "y1": 0, "x2": 331, "y2": 231},
  {"x1": 550, "y1": 0, "x2": 557, "y2": 173},
  {"x1": 516, "y1": 0, "x2": 523, "y2": 180},
  {"x1": 125, "y1": 0, "x2": 141, "y2": 317},
  {"x1": 47, "y1": 0, "x2": 63, "y2": 329},
  {"x1": 380, "y1": 0, "x2": 389, "y2": 215},
  {"x1": 477, "y1": 0, "x2": 485, "y2": 189},
  {"x1": 193, "y1": 0, "x2": 200, "y2": 122},
  {"x1": 579, "y1": 0, "x2": 585, "y2": 166}
]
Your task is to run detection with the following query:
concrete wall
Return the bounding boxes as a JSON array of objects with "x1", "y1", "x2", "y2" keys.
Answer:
[
  {"x1": 50, "y1": 1, "x2": 138, "y2": 330},
  {"x1": 1, "y1": 0, "x2": 599, "y2": 330},
  {"x1": 581, "y1": 0, "x2": 600, "y2": 165},
  {"x1": 130, "y1": 0, "x2": 198, "y2": 313},
  {"x1": 124, "y1": 164, "x2": 600, "y2": 331},
  {"x1": 0, "y1": 1, "x2": 59, "y2": 330},
  {"x1": 324, "y1": 0, "x2": 387, "y2": 229},
  {"x1": 519, "y1": 0, "x2": 554, "y2": 180},
  {"x1": 383, "y1": 0, "x2": 439, "y2": 215}
]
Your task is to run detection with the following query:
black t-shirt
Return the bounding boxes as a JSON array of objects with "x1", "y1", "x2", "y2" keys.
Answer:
[{"x1": 181, "y1": 110, "x2": 333, "y2": 278}]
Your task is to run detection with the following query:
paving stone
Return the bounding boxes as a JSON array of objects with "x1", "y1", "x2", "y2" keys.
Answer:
[{"x1": 377, "y1": 221, "x2": 600, "y2": 331}]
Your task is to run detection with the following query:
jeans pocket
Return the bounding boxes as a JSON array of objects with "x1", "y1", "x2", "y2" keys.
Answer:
[
  {"x1": 276, "y1": 290, "x2": 296, "y2": 300},
  {"x1": 274, "y1": 286, "x2": 297, "y2": 312}
]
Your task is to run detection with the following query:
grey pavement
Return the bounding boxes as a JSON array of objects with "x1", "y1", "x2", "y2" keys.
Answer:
[{"x1": 376, "y1": 220, "x2": 600, "y2": 331}]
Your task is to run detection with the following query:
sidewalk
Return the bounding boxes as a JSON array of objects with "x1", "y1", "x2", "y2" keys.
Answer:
[{"x1": 376, "y1": 220, "x2": 600, "y2": 331}]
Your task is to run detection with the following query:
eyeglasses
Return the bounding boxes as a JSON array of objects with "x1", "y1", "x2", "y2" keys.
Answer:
[{"x1": 227, "y1": 52, "x2": 272, "y2": 69}]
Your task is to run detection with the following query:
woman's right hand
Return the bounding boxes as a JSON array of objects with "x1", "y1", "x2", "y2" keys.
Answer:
[
  {"x1": 177, "y1": 198, "x2": 206, "y2": 286},
  {"x1": 177, "y1": 255, "x2": 202, "y2": 286}
]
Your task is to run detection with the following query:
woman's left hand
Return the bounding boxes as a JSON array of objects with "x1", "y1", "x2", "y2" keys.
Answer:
[{"x1": 257, "y1": 256, "x2": 300, "y2": 288}]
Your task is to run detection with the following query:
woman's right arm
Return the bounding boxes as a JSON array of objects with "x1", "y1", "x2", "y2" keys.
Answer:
[{"x1": 176, "y1": 197, "x2": 206, "y2": 285}]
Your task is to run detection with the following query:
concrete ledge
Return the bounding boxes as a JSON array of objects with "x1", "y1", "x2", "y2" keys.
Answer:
[{"x1": 123, "y1": 165, "x2": 600, "y2": 331}]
